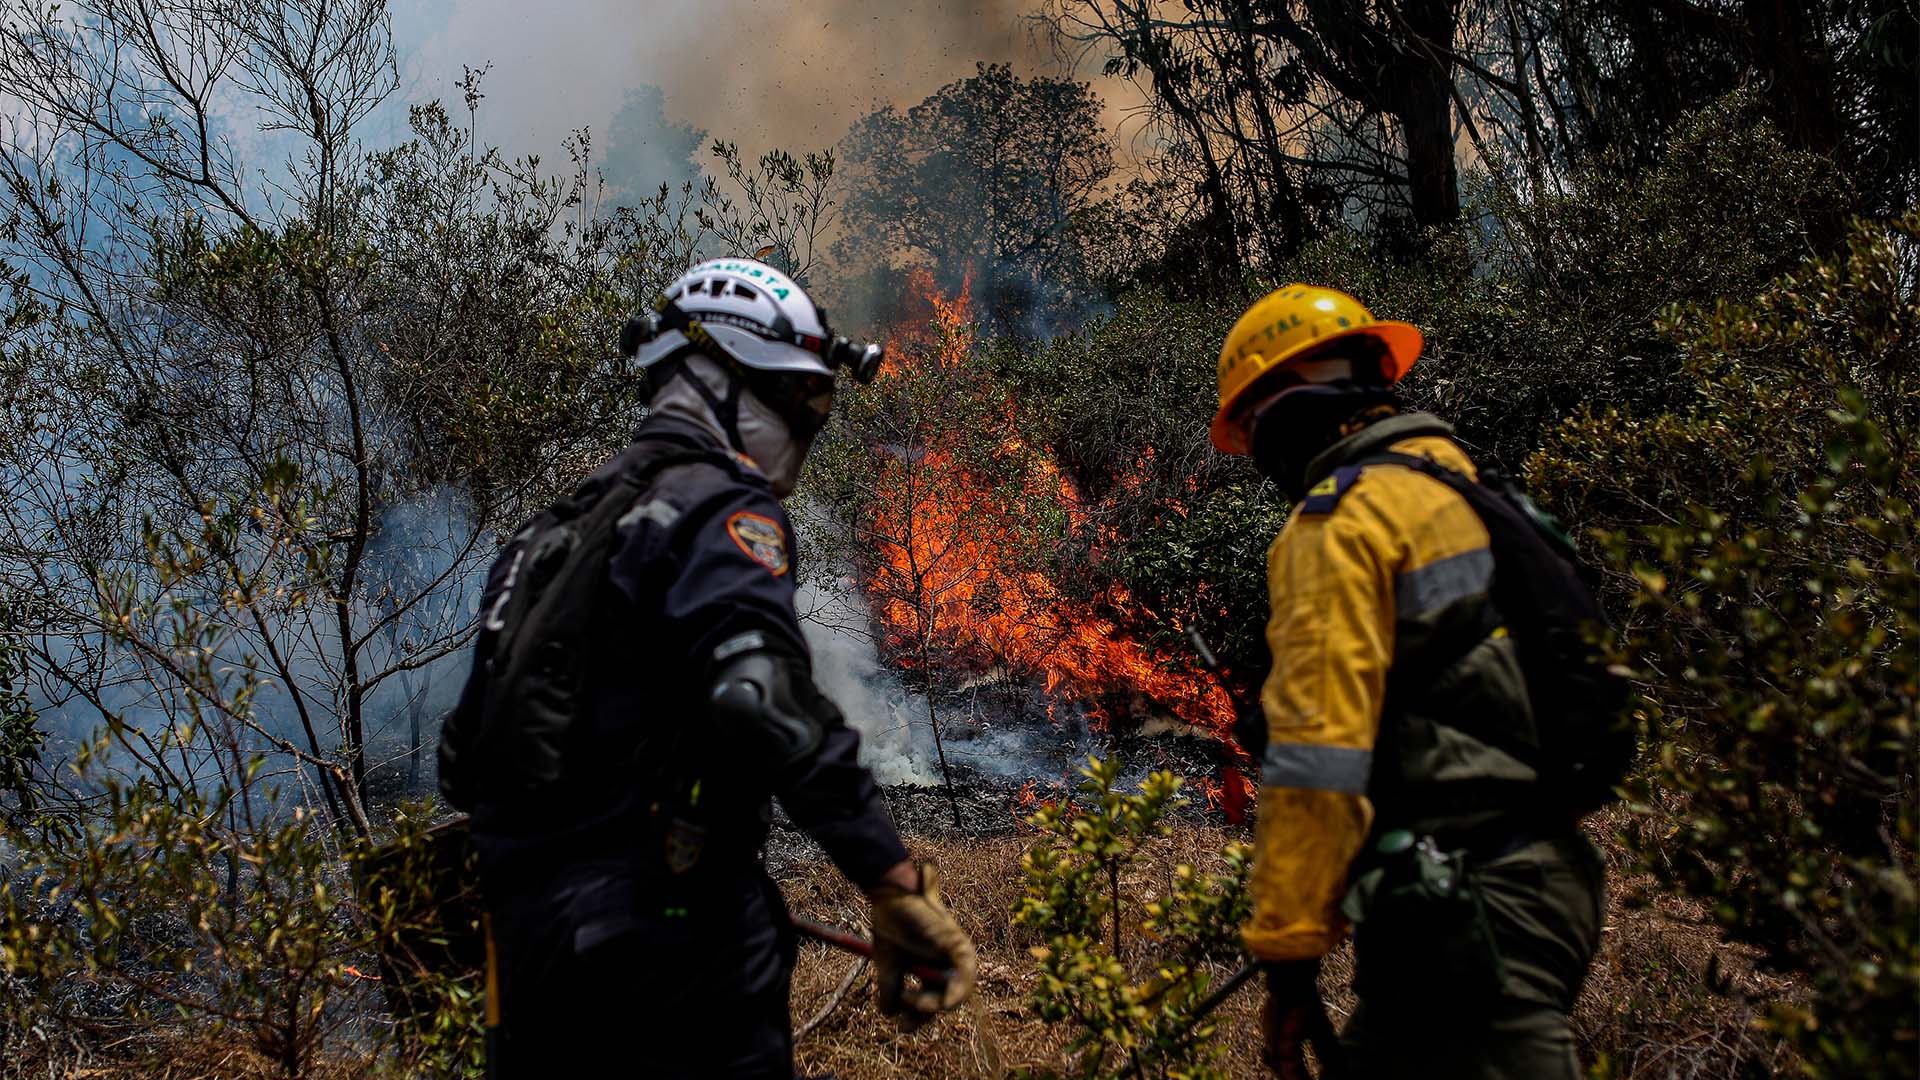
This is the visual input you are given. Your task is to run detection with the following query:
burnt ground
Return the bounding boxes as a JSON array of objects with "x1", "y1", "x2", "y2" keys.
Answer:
[{"x1": 767, "y1": 729, "x2": 1245, "y2": 867}]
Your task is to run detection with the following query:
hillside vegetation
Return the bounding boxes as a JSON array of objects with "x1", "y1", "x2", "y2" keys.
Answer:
[{"x1": 0, "y1": 1, "x2": 1914, "y2": 1077}]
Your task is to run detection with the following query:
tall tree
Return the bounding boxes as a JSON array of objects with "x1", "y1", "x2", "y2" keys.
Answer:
[
  {"x1": 0, "y1": 0, "x2": 851, "y2": 830},
  {"x1": 599, "y1": 84, "x2": 705, "y2": 206},
  {"x1": 1047, "y1": 0, "x2": 1916, "y2": 278},
  {"x1": 1548, "y1": 0, "x2": 1918, "y2": 220},
  {"x1": 0, "y1": 2, "x2": 649, "y2": 829},
  {"x1": 1046, "y1": 0, "x2": 1481, "y2": 265},
  {"x1": 836, "y1": 63, "x2": 1114, "y2": 334}
]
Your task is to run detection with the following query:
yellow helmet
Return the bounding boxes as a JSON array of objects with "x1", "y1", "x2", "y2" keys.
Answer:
[{"x1": 1210, "y1": 284, "x2": 1422, "y2": 454}]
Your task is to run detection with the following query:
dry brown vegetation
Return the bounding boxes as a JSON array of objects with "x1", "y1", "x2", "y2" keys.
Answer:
[
  {"x1": 0, "y1": 1032, "x2": 374, "y2": 1080},
  {"x1": 1, "y1": 807, "x2": 1804, "y2": 1080},
  {"x1": 780, "y1": 809, "x2": 1802, "y2": 1080}
]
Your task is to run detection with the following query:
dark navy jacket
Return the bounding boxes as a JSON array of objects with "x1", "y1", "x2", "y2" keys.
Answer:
[{"x1": 460, "y1": 413, "x2": 907, "y2": 930}]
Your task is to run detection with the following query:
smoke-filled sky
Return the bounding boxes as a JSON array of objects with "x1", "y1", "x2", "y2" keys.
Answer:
[{"x1": 389, "y1": 0, "x2": 1143, "y2": 170}]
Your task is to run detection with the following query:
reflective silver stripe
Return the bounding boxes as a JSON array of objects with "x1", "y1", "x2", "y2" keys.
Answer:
[
  {"x1": 1261, "y1": 742, "x2": 1373, "y2": 793},
  {"x1": 713, "y1": 630, "x2": 767, "y2": 663},
  {"x1": 482, "y1": 549, "x2": 526, "y2": 632},
  {"x1": 1396, "y1": 547, "x2": 1494, "y2": 619},
  {"x1": 617, "y1": 497, "x2": 681, "y2": 532}
]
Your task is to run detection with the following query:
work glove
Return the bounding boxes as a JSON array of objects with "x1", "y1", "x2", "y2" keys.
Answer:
[
  {"x1": 868, "y1": 862, "x2": 978, "y2": 1026},
  {"x1": 1261, "y1": 960, "x2": 1344, "y2": 1080}
]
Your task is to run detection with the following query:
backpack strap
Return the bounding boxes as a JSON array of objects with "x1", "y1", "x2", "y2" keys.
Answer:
[
  {"x1": 568, "y1": 442, "x2": 741, "y2": 521},
  {"x1": 1359, "y1": 449, "x2": 1548, "y2": 772},
  {"x1": 1355, "y1": 449, "x2": 1472, "y2": 493},
  {"x1": 453, "y1": 442, "x2": 739, "y2": 804},
  {"x1": 1357, "y1": 451, "x2": 1633, "y2": 819},
  {"x1": 1299, "y1": 451, "x2": 1480, "y2": 516}
]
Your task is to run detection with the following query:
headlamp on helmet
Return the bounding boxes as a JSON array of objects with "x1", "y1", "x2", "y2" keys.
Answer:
[{"x1": 619, "y1": 300, "x2": 887, "y2": 384}]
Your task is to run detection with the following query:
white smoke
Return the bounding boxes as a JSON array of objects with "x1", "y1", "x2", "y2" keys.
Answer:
[
  {"x1": 10, "y1": 481, "x2": 493, "y2": 810},
  {"x1": 795, "y1": 574, "x2": 937, "y2": 788},
  {"x1": 355, "y1": 487, "x2": 494, "y2": 783}
]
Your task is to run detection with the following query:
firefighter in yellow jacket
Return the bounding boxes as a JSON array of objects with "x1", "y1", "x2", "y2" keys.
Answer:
[{"x1": 1211, "y1": 286, "x2": 1607, "y2": 1079}]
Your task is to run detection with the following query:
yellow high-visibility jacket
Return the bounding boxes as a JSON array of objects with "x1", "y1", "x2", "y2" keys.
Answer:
[{"x1": 1242, "y1": 412, "x2": 1539, "y2": 963}]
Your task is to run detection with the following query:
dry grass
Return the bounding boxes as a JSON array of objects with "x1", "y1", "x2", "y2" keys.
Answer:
[
  {"x1": 0, "y1": 1031, "x2": 372, "y2": 1080},
  {"x1": 1567, "y1": 808, "x2": 1802, "y2": 1079},
  {"x1": 780, "y1": 822, "x2": 1278, "y2": 1079},
  {"x1": 781, "y1": 811, "x2": 1800, "y2": 1080},
  {"x1": 5, "y1": 812, "x2": 1799, "y2": 1078}
]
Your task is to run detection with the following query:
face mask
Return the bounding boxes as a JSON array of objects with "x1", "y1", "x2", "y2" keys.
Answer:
[
  {"x1": 735, "y1": 384, "x2": 809, "y2": 496},
  {"x1": 1248, "y1": 384, "x2": 1396, "y2": 500},
  {"x1": 650, "y1": 354, "x2": 817, "y2": 496}
]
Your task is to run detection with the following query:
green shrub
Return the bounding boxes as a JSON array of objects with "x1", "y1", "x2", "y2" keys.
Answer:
[
  {"x1": 0, "y1": 485, "x2": 486, "y2": 1078},
  {"x1": 0, "y1": 609, "x2": 41, "y2": 819},
  {"x1": 1013, "y1": 757, "x2": 1252, "y2": 1079},
  {"x1": 1537, "y1": 214, "x2": 1918, "y2": 1076},
  {"x1": 353, "y1": 808, "x2": 487, "y2": 1078},
  {"x1": 0, "y1": 759, "x2": 361, "y2": 1077}
]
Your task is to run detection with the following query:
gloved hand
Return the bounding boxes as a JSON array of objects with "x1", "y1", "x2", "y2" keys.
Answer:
[
  {"x1": 1261, "y1": 960, "x2": 1342, "y2": 1079},
  {"x1": 867, "y1": 862, "x2": 978, "y2": 1026}
]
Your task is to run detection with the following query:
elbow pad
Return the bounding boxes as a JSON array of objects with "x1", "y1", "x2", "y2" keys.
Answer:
[{"x1": 707, "y1": 633, "x2": 825, "y2": 778}]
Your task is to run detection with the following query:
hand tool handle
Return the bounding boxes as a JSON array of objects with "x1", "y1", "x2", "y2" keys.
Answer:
[
  {"x1": 790, "y1": 914, "x2": 955, "y2": 988},
  {"x1": 1189, "y1": 961, "x2": 1347, "y2": 1079},
  {"x1": 1191, "y1": 960, "x2": 1258, "y2": 1018},
  {"x1": 1187, "y1": 624, "x2": 1221, "y2": 671}
]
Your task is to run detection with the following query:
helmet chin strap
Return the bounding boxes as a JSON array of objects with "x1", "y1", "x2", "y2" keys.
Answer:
[{"x1": 656, "y1": 351, "x2": 748, "y2": 452}]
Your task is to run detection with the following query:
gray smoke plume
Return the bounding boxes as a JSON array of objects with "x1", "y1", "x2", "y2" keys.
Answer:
[
  {"x1": 354, "y1": 487, "x2": 494, "y2": 786},
  {"x1": 18, "y1": 484, "x2": 492, "y2": 802},
  {"x1": 387, "y1": 1, "x2": 1115, "y2": 165},
  {"x1": 599, "y1": 84, "x2": 705, "y2": 205},
  {"x1": 796, "y1": 574, "x2": 937, "y2": 788}
]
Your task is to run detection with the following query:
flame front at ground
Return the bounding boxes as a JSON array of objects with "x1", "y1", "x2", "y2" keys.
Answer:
[{"x1": 861, "y1": 268, "x2": 1253, "y2": 807}]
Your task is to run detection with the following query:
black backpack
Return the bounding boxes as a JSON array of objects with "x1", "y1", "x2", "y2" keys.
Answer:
[
  {"x1": 1365, "y1": 451, "x2": 1636, "y2": 814},
  {"x1": 438, "y1": 445, "x2": 726, "y2": 811}
]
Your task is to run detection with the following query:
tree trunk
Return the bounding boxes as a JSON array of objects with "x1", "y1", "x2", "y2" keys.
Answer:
[
  {"x1": 1396, "y1": 0, "x2": 1464, "y2": 227},
  {"x1": 922, "y1": 636, "x2": 961, "y2": 829},
  {"x1": 406, "y1": 671, "x2": 425, "y2": 789},
  {"x1": 1399, "y1": 90, "x2": 1461, "y2": 227}
]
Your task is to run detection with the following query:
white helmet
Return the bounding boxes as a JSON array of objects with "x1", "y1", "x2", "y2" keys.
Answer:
[
  {"x1": 622, "y1": 258, "x2": 884, "y2": 384},
  {"x1": 631, "y1": 258, "x2": 834, "y2": 375}
]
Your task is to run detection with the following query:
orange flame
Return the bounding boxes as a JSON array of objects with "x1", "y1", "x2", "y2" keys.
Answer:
[
  {"x1": 861, "y1": 269, "x2": 1238, "y2": 743},
  {"x1": 1191, "y1": 767, "x2": 1254, "y2": 824}
]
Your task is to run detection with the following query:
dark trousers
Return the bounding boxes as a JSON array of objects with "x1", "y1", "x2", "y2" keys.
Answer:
[
  {"x1": 488, "y1": 866, "x2": 797, "y2": 1079},
  {"x1": 1342, "y1": 998, "x2": 1582, "y2": 1080},
  {"x1": 1340, "y1": 833, "x2": 1605, "y2": 1080}
]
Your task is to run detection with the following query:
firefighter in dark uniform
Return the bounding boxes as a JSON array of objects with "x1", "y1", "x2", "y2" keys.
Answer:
[
  {"x1": 1208, "y1": 285, "x2": 1607, "y2": 1079},
  {"x1": 441, "y1": 258, "x2": 977, "y2": 1078}
]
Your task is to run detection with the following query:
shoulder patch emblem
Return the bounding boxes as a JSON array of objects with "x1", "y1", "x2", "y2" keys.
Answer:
[
  {"x1": 726, "y1": 511, "x2": 789, "y2": 575},
  {"x1": 1298, "y1": 465, "x2": 1366, "y2": 515}
]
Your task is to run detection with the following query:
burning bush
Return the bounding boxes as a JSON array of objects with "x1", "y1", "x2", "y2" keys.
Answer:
[{"x1": 813, "y1": 269, "x2": 1254, "y2": 758}]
